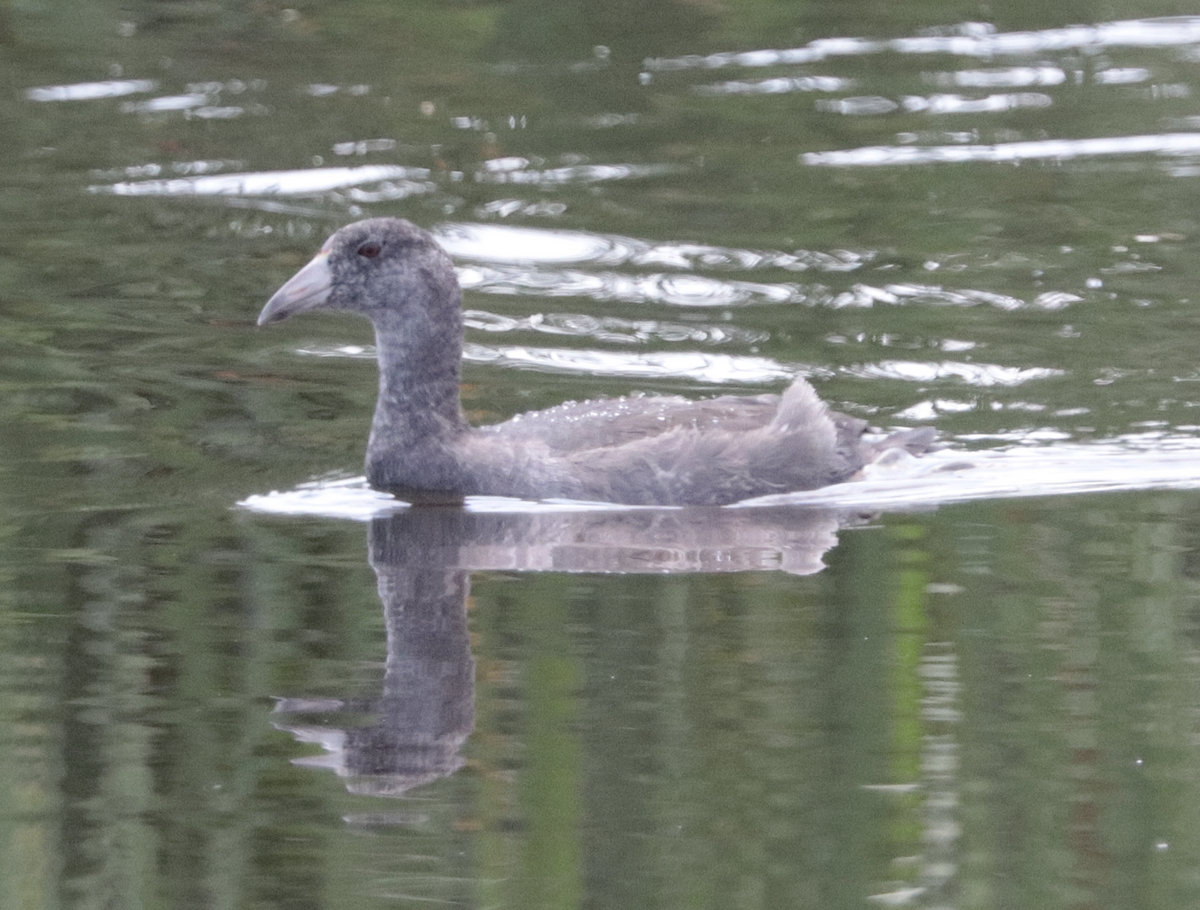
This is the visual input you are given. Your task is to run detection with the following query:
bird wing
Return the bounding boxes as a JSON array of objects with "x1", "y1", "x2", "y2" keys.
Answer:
[{"x1": 477, "y1": 392, "x2": 783, "y2": 454}]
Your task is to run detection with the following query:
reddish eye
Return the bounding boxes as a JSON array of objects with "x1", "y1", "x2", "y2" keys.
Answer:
[{"x1": 357, "y1": 242, "x2": 382, "y2": 259}]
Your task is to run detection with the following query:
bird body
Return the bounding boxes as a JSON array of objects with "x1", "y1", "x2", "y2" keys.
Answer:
[{"x1": 259, "y1": 218, "x2": 931, "y2": 505}]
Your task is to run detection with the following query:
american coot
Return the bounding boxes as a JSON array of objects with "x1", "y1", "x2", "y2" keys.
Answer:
[{"x1": 258, "y1": 217, "x2": 932, "y2": 505}]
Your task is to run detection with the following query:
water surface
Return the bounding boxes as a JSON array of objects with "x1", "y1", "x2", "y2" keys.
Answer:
[{"x1": 6, "y1": 2, "x2": 1200, "y2": 908}]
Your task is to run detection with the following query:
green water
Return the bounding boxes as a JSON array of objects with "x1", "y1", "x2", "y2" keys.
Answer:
[{"x1": 6, "y1": 1, "x2": 1200, "y2": 908}]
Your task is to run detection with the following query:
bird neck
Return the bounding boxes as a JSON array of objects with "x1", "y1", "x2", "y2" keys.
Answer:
[{"x1": 369, "y1": 315, "x2": 469, "y2": 447}]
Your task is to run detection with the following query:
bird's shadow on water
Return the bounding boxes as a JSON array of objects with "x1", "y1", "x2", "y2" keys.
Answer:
[{"x1": 251, "y1": 434, "x2": 1200, "y2": 799}]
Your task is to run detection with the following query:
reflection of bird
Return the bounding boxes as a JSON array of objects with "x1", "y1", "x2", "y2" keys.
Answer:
[
  {"x1": 275, "y1": 520, "x2": 476, "y2": 799},
  {"x1": 273, "y1": 505, "x2": 846, "y2": 799},
  {"x1": 259, "y1": 217, "x2": 933, "y2": 505}
]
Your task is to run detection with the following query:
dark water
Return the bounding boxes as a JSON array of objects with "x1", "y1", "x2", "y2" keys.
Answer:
[{"x1": 7, "y1": 2, "x2": 1200, "y2": 908}]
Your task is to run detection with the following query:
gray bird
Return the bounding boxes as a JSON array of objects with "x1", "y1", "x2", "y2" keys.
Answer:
[{"x1": 258, "y1": 217, "x2": 932, "y2": 505}]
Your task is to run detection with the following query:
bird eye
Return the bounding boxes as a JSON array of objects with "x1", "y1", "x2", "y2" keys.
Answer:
[{"x1": 357, "y1": 241, "x2": 382, "y2": 259}]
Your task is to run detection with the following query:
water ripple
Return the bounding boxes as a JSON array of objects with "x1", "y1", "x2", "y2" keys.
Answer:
[
  {"x1": 854, "y1": 283, "x2": 1029, "y2": 309},
  {"x1": 743, "y1": 434, "x2": 1200, "y2": 510},
  {"x1": 463, "y1": 310, "x2": 768, "y2": 345},
  {"x1": 437, "y1": 223, "x2": 872, "y2": 272},
  {"x1": 458, "y1": 265, "x2": 802, "y2": 307},
  {"x1": 293, "y1": 343, "x2": 1053, "y2": 390},
  {"x1": 238, "y1": 434, "x2": 1200, "y2": 516},
  {"x1": 455, "y1": 265, "x2": 1065, "y2": 311},
  {"x1": 295, "y1": 342, "x2": 797, "y2": 383},
  {"x1": 462, "y1": 344, "x2": 797, "y2": 383}
]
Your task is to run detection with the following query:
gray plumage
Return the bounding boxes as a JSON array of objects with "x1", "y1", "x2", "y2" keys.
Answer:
[{"x1": 258, "y1": 217, "x2": 932, "y2": 505}]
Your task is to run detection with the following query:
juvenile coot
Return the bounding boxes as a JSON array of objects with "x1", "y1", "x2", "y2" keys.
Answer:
[{"x1": 258, "y1": 217, "x2": 932, "y2": 505}]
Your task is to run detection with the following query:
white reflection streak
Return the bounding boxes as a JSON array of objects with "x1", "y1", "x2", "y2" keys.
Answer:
[
  {"x1": 935, "y1": 66, "x2": 1066, "y2": 88},
  {"x1": 645, "y1": 16, "x2": 1200, "y2": 71},
  {"x1": 817, "y1": 97, "x2": 898, "y2": 115},
  {"x1": 645, "y1": 37, "x2": 880, "y2": 70},
  {"x1": 473, "y1": 162, "x2": 678, "y2": 185},
  {"x1": 695, "y1": 75, "x2": 851, "y2": 96},
  {"x1": 437, "y1": 223, "x2": 634, "y2": 265},
  {"x1": 817, "y1": 91, "x2": 1053, "y2": 116},
  {"x1": 1093, "y1": 67, "x2": 1152, "y2": 84},
  {"x1": 463, "y1": 309, "x2": 767, "y2": 345},
  {"x1": 899, "y1": 92, "x2": 1053, "y2": 113},
  {"x1": 892, "y1": 18, "x2": 1200, "y2": 56},
  {"x1": 121, "y1": 93, "x2": 209, "y2": 113},
  {"x1": 850, "y1": 360, "x2": 1063, "y2": 386},
  {"x1": 803, "y1": 133, "x2": 1200, "y2": 166},
  {"x1": 25, "y1": 79, "x2": 158, "y2": 101},
  {"x1": 90, "y1": 165, "x2": 426, "y2": 196},
  {"x1": 870, "y1": 284, "x2": 1026, "y2": 309}
]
